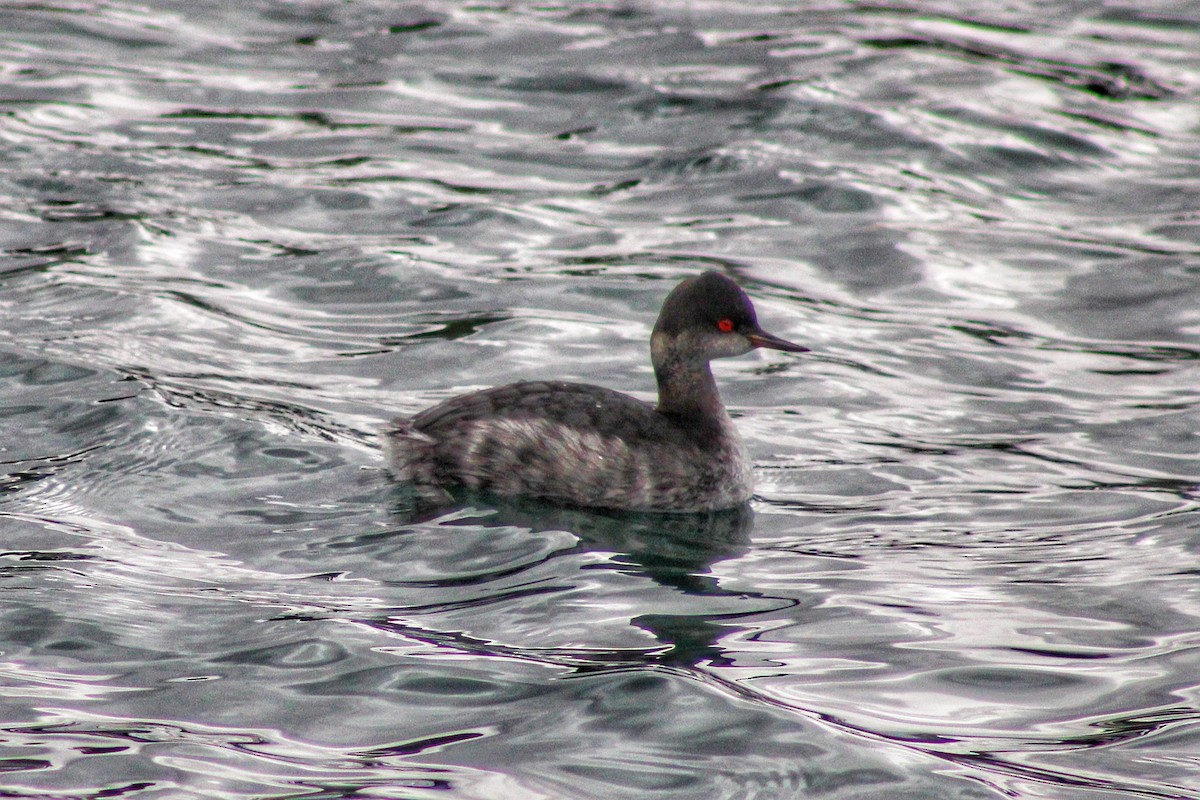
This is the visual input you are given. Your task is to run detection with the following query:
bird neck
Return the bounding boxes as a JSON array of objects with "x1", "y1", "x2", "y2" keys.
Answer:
[{"x1": 651, "y1": 334, "x2": 726, "y2": 423}]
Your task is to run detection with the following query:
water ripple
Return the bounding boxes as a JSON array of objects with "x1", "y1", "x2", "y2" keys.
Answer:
[{"x1": 0, "y1": 1, "x2": 1198, "y2": 798}]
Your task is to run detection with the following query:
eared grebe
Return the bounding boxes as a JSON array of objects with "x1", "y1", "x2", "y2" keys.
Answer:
[{"x1": 386, "y1": 271, "x2": 808, "y2": 512}]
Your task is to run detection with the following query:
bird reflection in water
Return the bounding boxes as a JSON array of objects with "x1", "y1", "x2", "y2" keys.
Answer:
[{"x1": 388, "y1": 490, "x2": 793, "y2": 670}]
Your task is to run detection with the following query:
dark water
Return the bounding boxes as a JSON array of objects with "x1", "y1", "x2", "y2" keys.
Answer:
[{"x1": 1, "y1": 2, "x2": 1199, "y2": 798}]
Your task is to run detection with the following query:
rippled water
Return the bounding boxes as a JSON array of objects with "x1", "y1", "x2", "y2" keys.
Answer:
[{"x1": 1, "y1": 1, "x2": 1198, "y2": 798}]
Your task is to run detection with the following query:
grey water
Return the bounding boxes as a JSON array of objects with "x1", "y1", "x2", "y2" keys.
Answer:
[{"x1": 1, "y1": 1, "x2": 1198, "y2": 798}]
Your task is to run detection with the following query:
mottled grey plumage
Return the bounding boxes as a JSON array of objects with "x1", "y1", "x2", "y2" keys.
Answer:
[{"x1": 386, "y1": 271, "x2": 807, "y2": 512}]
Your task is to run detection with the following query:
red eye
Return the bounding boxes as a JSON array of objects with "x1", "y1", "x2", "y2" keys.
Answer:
[{"x1": 717, "y1": 318, "x2": 734, "y2": 333}]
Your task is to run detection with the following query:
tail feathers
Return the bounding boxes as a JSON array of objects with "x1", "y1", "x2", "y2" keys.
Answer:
[{"x1": 383, "y1": 420, "x2": 438, "y2": 482}]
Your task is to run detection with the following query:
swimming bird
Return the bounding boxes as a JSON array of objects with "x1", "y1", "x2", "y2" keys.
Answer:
[{"x1": 386, "y1": 271, "x2": 807, "y2": 511}]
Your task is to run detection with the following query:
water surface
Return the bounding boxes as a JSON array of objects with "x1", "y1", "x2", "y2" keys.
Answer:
[{"x1": 1, "y1": 2, "x2": 1198, "y2": 798}]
